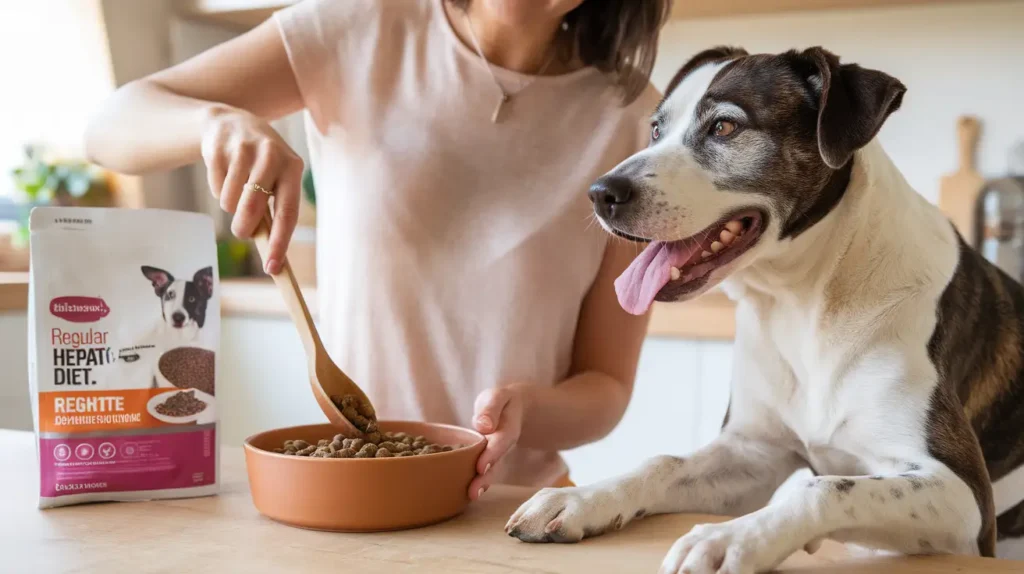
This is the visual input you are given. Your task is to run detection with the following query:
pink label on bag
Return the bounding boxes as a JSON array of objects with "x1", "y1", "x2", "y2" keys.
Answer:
[
  {"x1": 39, "y1": 429, "x2": 216, "y2": 497},
  {"x1": 49, "y1": 296, "x2": 111, "y2": 323}
]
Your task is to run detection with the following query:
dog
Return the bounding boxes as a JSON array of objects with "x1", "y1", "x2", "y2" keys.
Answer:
[
  {"x1": 141, "y1": 265, "x2": 214, "y2": 343},
  {"x1": 505, "y1": 46, "x2": 1024, "y2": 572}
]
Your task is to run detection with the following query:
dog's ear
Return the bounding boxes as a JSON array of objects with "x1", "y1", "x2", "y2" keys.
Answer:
[
  {"x1": 141, "y1": 266, "x2": 174, "y2": 296},
  {"x1": 193, "y1": 267, "x2": 214, "y2": 300},
  {"x1": 665, "y1": 46, "x2": 748, "y2": 97},
  {"x1": 799, "y1": 47, "x2": 906, "y2": 169}
]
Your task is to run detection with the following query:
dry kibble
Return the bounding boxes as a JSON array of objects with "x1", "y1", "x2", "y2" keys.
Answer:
[
  {"x1": 331, "y1": 394, "x2": 378, "y2": 434},
  {"x1": 356, "y1": 399, "x2": 374, "y2": 417},
  {"x1": 273, "y1": 398, "x2": 465, "y2": 457},
  {"x1": 154, "y1": 389, "x2": 209, "y2": 417}
]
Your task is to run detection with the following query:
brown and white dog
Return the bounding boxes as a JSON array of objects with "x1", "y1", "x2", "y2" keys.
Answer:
[{"x1": 505, "y1": 46, "x2": 1024, "y2": 572}]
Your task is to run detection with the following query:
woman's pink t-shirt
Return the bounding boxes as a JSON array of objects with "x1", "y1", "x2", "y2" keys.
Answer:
[{"x1": 276, "y1": 0, "x2": 659, "y2": 486}]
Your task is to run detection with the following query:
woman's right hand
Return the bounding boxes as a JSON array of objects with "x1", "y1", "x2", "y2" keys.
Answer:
[{"x1": 200, "y1": 106, "x2": 304, "y2": 275}]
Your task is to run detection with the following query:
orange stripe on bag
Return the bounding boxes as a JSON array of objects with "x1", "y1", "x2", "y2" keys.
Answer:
[{"x1": 38, "y1": 389, "x2": 186, "y2": 433}]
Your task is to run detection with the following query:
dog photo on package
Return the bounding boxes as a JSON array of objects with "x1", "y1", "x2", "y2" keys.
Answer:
[{"x1": 28, "y1": 207, "x2": 220, "y2": 508}]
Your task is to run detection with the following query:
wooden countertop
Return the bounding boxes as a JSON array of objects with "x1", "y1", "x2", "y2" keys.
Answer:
[
  {"x1": 0, "y1": 273, "x2": 736, "y2": 340},
  {"x1": 2, "y1": 430, "x2": 1016, "y2": 573}
]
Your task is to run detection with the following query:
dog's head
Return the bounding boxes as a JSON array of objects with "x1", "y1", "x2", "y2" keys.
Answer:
[
  {"x1": 141, "y1": 266, "x2": 214, "y2": 329},
  {"x1": 592, "y1": 46, "x2": 906, "y2": 314}
]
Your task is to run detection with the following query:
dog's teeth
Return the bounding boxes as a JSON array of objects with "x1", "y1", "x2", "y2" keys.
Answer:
[
  {"x1": 701, "y1": 250, "x2": 712, "y2": 258},
  {"x1": 710, "y1": 241, "x2": 725, "y2": 253},
  {"x1": 670, "y1": 266, "x2": 681, "y2": 281},
  {"x1": 720, "y1": 229, "x2": 735, "y2": 244},
  {"x1": 725, "y1": 220, "x2": 743, "y2": 233}
]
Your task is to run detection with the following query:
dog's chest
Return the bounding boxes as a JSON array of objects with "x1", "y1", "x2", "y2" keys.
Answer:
[{"x1": 737, "y1": 298, "x2": 927, "y2": 475}]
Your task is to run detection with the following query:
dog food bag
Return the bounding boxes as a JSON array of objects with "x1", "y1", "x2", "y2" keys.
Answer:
[{"x1": 28, "y1": 207, "x2": 219, "y2": 508}]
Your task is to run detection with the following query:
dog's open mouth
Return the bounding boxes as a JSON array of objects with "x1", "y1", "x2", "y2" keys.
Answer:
[{"x1": 612, "y1": 209, "x2": 765, "y2": 315}]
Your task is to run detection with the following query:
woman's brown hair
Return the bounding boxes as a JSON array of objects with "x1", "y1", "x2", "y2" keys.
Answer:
[{"x1": 449, "y1": 0, "x2": 673, "y2": 104}]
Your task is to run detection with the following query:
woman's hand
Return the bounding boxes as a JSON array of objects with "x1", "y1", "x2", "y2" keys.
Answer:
[
  {"x1": 201, "y1": 107, "x2": 304, "y2": 275},
  {"x1": 469, "y1": 384, "x2": 530, "y2": 500}
]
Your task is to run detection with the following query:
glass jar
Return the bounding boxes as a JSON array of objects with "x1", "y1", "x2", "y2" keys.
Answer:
[{"x1": 974, "y1": 143, "x2": 1024, "y2": 282}]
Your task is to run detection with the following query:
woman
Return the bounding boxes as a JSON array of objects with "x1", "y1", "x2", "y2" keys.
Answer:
[{"x1": 85, "y1": 0, "x2": 669, "y2": 497}]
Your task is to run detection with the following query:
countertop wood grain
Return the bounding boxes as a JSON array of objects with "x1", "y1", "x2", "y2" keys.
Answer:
[{"x1": 3, "y1": 430, "x2": 1018, "y2": 573}]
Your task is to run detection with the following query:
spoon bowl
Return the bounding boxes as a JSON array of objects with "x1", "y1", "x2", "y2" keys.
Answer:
[{"x1": 252, "y1": 213, "x2": 373, "y2": 437}]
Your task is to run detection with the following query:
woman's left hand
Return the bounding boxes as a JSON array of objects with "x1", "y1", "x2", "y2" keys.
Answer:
[{"x1": 468, "y1": 384, "x2": 530, "y2": 500}]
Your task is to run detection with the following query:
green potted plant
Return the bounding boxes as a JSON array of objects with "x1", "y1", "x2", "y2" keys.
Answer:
[{"x1": 9, "y1": 145, "x2": 111, "y2": 246}]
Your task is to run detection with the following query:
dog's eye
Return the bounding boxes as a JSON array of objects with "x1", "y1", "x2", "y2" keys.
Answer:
[
  {"x1": 188, "y1": 297, "x2": 195, "y2": 303},
  {"x1": 651, "y1": 122, "x2": 661, "y2": 141},
  {"x1": 712, "y1": 120, "x2": 737, "y2": 138}
]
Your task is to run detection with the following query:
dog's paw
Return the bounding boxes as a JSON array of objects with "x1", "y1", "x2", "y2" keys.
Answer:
[
  {"x1": 659, "y1": 516, "x2": 795, "y2": 574},
  {"x1": 505, "y1": 486, "x2": 632, "y2": 544}
]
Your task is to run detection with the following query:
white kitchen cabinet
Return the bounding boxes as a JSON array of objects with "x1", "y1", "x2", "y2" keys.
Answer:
[
  {"x1": 217, "y1": 317, "x2": 737, "y2": 488},
  {"x1": 1, "y1": 308, "x2": 737, "y2": 487},
  {"x1": 561, "y1": 339, "x2": 733, "y2": 486}
]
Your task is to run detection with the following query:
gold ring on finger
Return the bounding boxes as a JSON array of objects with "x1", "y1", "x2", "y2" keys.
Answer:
[{"x1": 245, "y1": 182, "x2": 274, "y2": 196}]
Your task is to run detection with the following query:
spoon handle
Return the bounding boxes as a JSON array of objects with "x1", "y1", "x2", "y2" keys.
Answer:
[{"x1": 251, "y1": 213, "x2": 323, "y2": 360}]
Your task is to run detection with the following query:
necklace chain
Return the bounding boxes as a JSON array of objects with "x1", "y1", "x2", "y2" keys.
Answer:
[{"x1": 462, "y1": 10, "x2": 557, "y2": 123}]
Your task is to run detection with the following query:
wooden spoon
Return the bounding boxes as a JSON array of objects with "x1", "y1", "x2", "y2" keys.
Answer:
[{"x1": 251, "y1": 212, "x2": 373, "y2": 437}]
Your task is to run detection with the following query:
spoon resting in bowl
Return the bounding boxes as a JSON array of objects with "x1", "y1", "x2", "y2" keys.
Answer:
[{"x1": 251, "y1": 212, "x2": 374, "y2": 438}]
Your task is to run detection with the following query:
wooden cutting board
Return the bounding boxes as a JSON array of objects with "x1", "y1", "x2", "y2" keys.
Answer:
[{"x1": 939, "y1": 115, "x2": 984, "y2": 241}]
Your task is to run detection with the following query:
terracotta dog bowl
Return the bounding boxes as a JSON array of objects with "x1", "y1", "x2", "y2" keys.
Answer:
[{"x1": 244, "y1": 421, "x2": 486, "y2": 532}]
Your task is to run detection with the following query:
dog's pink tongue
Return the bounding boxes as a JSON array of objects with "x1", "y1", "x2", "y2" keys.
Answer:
[{"x1": 614, "y1": 241, "x2": 698, "y2": 315}]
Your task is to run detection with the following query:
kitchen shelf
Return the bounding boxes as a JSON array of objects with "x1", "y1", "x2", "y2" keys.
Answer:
[
  {"x1": 174, "y1": 0, "x2": 990, "y2": 29},
  {"x1": 0, "y1": 273, "x2": 735, "y2": 340},
  {"x1": 215, "y1": 278, "x2": 736, "y2": 340}
]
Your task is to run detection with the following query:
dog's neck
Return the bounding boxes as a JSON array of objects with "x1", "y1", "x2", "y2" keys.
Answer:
[
  {"x1": 728, "y1": 140, "x2": 912, "y2": 302},
  {"x1": 779, "y1": 161, "x2": 853, "y2": 240}
]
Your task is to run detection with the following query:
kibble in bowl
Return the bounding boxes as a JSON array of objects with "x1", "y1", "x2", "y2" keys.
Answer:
[
  {"x1": 146, "y1": 388, "x2": 214, "y2": 424},
  {"x1": 155, "y1": 346, "x2": 215, "y2": 396},
  {"x1": 243, "y1": 420, "x2": 485, "y2": 532}
]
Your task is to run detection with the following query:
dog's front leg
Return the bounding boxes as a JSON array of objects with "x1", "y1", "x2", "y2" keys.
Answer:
[
  {"x1": 659, "y1": 465, "x2": 983, "y2": 574},
  {"x1": 506, "y1": 431, "x2": 802, "y2": 544}
]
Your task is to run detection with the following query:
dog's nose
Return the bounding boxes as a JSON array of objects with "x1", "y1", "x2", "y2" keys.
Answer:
[
  {"x1": 172, "y1": 312, "x2": 185, "y2": 325},
  {"x1": 588, "y1": 176, "x2": 635, "y2": 221}
]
